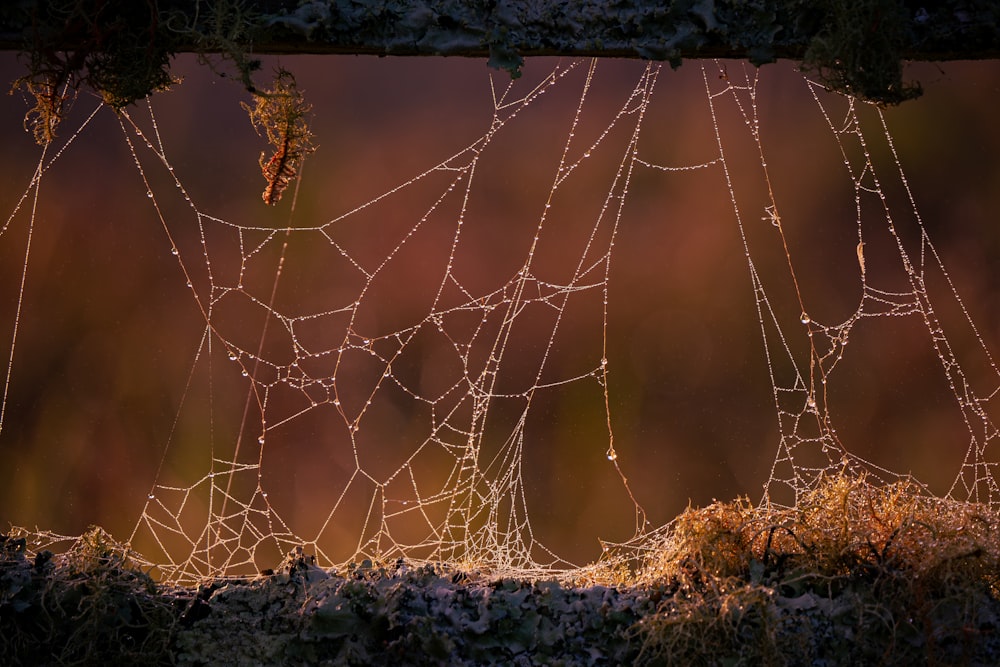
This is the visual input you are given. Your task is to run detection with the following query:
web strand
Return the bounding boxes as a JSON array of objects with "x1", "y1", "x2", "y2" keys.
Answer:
[{"x1": 3, "y1": 58, "x2": 998, "y2": 584}]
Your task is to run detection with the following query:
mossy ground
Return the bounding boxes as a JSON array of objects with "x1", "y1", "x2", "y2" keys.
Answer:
[
  {"x1": 3, "y1": 472, "x2": 1000, "y2": 665},
  {"x1": 625, "y1": 472, "x2": 1000, "y2": 664}
]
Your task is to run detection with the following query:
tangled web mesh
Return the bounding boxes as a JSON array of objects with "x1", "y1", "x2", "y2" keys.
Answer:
[{"x1": 3, "y1": 57, "x2": 999, "y2": 585}]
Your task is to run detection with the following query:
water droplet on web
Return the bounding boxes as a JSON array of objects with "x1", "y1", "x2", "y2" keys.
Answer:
[
  {"x1": 147, "y1": 494, "x2": 155, "y2": 500},
  {"x1": 607, "y1": 450, "x2": 617, "y2": 461},
  {"x1": 147, "y1": 191, "x2": 153, "y2": 198},
  {"x1": 800, "y1": 312, "x2": 811, "y2": 324},
  {"x1": 171, "y1": 248, "x2": 179, "y2": 256},
  {"x1": 258, "y1": 435, "x2": 265, "y2": 444},
  {"x1": 228, "y1": 352, "x2": 237, "y2": 361}
]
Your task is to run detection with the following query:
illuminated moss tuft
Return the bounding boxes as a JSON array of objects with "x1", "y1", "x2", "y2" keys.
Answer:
[
  {"x1": 242, "y1": 68, "x2": 317, "y2": 205},
  {"x1": 632, "y1": 472, "x2": 1000, "y2": 663}
]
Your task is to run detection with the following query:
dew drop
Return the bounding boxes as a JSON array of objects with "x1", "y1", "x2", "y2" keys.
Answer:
[
  {"x1": 147, "y1": 191, "x2": 153, "y2": 198},
  {"x1": 147, "y1": 494, "x2": 155, "y2": 500},
  {"x1": 800, "y1": 312, "x2": 811, "y2": 324},
  {"x1": 258, "y1": 435, "x2": 265, "y2": 444},
  {"x1": 171, "y1": 248, "x2": 179, "y2": 256}
]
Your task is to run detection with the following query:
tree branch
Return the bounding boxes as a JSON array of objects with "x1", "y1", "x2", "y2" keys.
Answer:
[{"x1": 2, "y1": 1, "x2": 1000, "y2": 104}]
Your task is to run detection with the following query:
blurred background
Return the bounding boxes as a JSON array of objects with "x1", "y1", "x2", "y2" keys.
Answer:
[{"x1": 2, "y1": 53, "x2": 1000, "y2": 572}]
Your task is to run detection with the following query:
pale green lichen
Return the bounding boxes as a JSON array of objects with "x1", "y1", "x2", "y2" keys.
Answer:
[{"x1": 174, "y1": 557, "x2": 652, "y2": 665}]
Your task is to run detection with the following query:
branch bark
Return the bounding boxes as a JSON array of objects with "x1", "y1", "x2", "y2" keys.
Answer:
[
  {"x1": 2, "y1": 1, "x2": 999, "y2": 62},
  {"x1": 2, "y1": 1, "x2": 1000, "y2": 104}
]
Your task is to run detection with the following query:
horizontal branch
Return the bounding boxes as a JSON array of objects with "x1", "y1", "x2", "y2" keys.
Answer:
[
  {"x1": 3, "y1": 1, "x2": 1000, "y2": 62},
  {"x1": 1, "y1": 1, "x2": 1000, "y2": 105},
  {"x1": 4, "y1": 536, "x2": 1000, "y2": 665}
]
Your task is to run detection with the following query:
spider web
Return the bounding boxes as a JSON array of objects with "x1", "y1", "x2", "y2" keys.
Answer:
[{"x1": 2, "y1": 56, "x2": 999, "y2": 584}]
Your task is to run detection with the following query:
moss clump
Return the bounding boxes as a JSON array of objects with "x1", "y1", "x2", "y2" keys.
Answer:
[
  {"x1": 801, "y1": 0, "x2": 922, "y2": 105},
  {"x1": 0, "y1": 526, "x2": 178, "y2": 666},
  {"x1": 630, "y1": 472, "x2": 1000, "y2": 664},
  {"x1": 9, "y1": 0, "x2": 263, "y2": 145},
  {"x1": 13, "y1": 0, "x2": 177, "y2": 110}
]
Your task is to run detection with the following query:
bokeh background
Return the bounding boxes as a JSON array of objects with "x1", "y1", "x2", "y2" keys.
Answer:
[{"x1": 2, "y1": 52, "x2": 1000, "y2": 571}]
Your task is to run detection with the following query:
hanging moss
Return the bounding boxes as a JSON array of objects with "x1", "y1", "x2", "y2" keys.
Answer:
[
  {"x1": 801, "y1": 0, "x2": 922, "y2": 105},
  {"x1": 12, "y1": 0, "x2": 178, "y2": 109},
  {"x1": 8, "y1": 0, "x2": 262, "y2": 144},
  {"x1": 5, "y1": 0, "x2": 998, "y2": 111}
]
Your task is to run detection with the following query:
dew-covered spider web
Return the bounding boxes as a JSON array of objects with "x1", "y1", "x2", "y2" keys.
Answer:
[{"x1": 3, "y1": 56, "x2": 1000, "y2": 584}]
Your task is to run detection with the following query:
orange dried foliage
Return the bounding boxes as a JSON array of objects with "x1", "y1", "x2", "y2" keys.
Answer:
[
  {"x1": 11, "y1": 76, "x2": 70, "y2": 146},
  {"x1": 243, "y1": 69, "x2": 315, "y2": 205}
]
